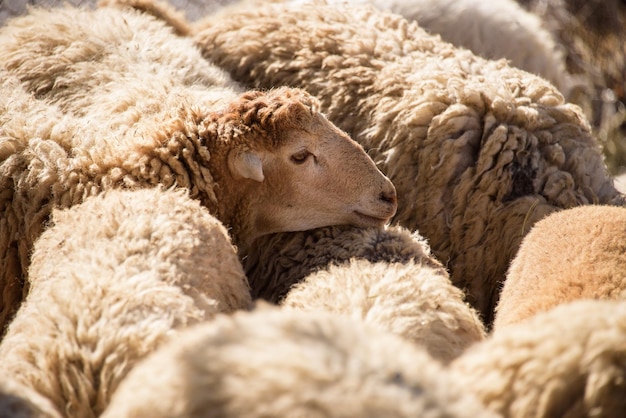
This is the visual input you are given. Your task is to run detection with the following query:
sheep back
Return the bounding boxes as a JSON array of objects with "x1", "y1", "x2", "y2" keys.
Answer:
[
  {"x1": 494, "y1": 204, "x2": 626, "y2": 329},
  {"x1": 245, "y1": 224, "x2": 437, "y2": 302},
  {"x1": 101, "y1": 305, "x2": 497, "y2": 418},
  {"x1": 450, "y1": 299, "x2": 626, "y2": 418},
  {"x1": 0, "y1": 187, "x2": 251, "y2": 418},
  {"x1": 282, "y1": 258, "x2": 486, "y2": 363}
]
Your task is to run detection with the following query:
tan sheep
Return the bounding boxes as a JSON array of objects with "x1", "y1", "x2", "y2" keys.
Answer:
[
  {"x1": 0, "y1": 4, "x2": 395, "y2": 334},
  {"x1": 494, "y1": 204, "x2": 626, "y2": 330},
  {"x1": 291, "y1": 0, "x2": 583, "y2": 102},
  {"x1": 0, "y1": 187, "x2": 251, "y2": 418},
  {"x1": 247, "y1": 225, "x2": 485, "y2": 363},
  {"x1": 190, "y1": 1, "x2": 625, "y2": 325},
  {"x1": 450, "y1": 299, "x2": 626, "y2": 418},
  {"x1": 101, "y1": 305, "x2": 498, "y2": 418}
]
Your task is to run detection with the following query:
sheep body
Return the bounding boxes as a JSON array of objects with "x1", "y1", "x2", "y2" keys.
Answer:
[
  {"x1": 451, "y1": 299, "x2": 626, "y2": 417},
  {"x1": 102, "y1": 306, "x2": 497, "y2": 418},
  {"x1": 247, "y1": 225, "x2": 485, "y2": 363},
  {"x1": 0, "y1": 187, "x2": 251, "y2": 418},
  {"x1": 283, "y1": 259, "x2": 485, "y2": 363},
  {"x1": 192, "y1": 1, "x2": 625, "y2": 324},
  {"x1": 293, "y1": 0, "x2": 580, "y2": 100},
  {"x1": 0, "y1": 5, "x2": 395, "y2": 333},
  {"x1": 494, "y1": 204, "x2": 626, "y2": 329}
]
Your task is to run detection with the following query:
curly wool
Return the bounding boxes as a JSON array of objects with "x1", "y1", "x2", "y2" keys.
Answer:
[
  {"x1": 192, "y1": 2, "x2": 625, "y2": 324},
  {"x1": 101, "y1": 306, "x2": 498, "y2": 418},
  {"x1": 283, "y1": 259, "x2": 486, "y2": 363},
  {"x1": 450, "y1": 299, "x2": 626, "y2": 418},
  {"x1": 0, "y1": 187, "x2": 251, "y2": 418},
  {"x1": 0, "y1": 73, "x2": 232, "y2": 336},
  {"x1": 247, "y1": 225, "x2": 485, "y2": 363},
  {"x1": 494, "y1": 204, "x2": 626, "y2": 330},
  {"x1": 0, "y1": 3, "x2": 391, "y2": 333},
  {"x1": 245, "y1": 224, "x2": 438, "y2": 302},
  {"x1": 296, "y1": 0, "x2": 582, "y2": 101}
]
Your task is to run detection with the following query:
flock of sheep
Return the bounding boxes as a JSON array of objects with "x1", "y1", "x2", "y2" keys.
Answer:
[{"x1": 0, "y1": 0, "x2": 625, "y2": 417}]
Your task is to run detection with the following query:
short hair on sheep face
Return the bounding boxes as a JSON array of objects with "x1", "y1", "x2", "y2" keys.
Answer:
[{"x1": 216, "y1": 87, "x2": 321, "y2": 148}]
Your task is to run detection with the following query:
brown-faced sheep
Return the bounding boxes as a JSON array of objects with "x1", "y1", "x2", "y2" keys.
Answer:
[
  {"x1": 493, "y1": 204, "x2": 626, "y2": 330},
  {"x1": 0, "y1": 378, "x2": 61, "y2": 418},
  {"x1": 0, "y1": 187, "x2": 251, "y2": 418},
  {"x1": 246, "y1": 225, "x2": 485, "y2": 363},
  {"x1": 101, "y1": 305, "x2": 498, "y2": 418},
  {"x1": 450, "y1": 299, "x2": 626, "y2": 418},
  {"x1": 0, "y1": 4, "x2": 395, "y2": 334},
  {"x1": 190, "y1": 1, "x2": 624, "y2": 325}
]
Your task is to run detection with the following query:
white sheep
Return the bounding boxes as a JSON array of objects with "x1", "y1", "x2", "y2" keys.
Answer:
[
  {"x1": 493, "y1": 204, "x2": 626, "y2": 330},
  {"x1": 191, "y1": 1, "x2": 625, "y2": 325},
  {"x1": 246, "y1": 225, "x2": 485, "y2": 363},
  {"x1": 450, "y1": 298, "x2": 626, "y2": 417},
  {"x1": 101, "y1": 305, "x2": 498, "y2": 418},
  {"x1": 0, "y1": 186, "x2": 251, "y2": 418},
  {"x1": 0, "y1": 5, "x2": 396, "y2": 333},
  {"x1": 289, "y1": 0, "x2": 583, "y2": 102}
]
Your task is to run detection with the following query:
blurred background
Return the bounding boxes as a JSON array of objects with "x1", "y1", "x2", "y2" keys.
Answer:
[{"x1": 1, "y1": 0, "x2": 625, "y2": 176}]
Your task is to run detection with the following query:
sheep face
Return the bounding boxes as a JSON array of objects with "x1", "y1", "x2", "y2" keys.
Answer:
[{"x1": 221, "y1": 88, "x2": 397, "y2": 247}]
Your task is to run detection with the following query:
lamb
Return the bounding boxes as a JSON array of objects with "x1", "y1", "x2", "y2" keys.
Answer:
[
  {"x1": 190, "y1": 1, "x2": 625, "y2": 325},
  {"x1": 290, "y1": 0, "x2": 582, "y2": 102},
  {"x1": 246, "y1": 225, "x2": 485, "y2": 363},
  {"x1": 450, "y1": 299, "x2": 626, "y2": 417},
  {"x1": 0, "y1": 5, "x2": 396, "y2": 333},
  {"x1": 0, "y1": 187, "x2": 252, "y2": 418},
  {"x1": 493, "y1": 204, "x2": 626, "y2": 330},
  {"x1": 101, "y1": 305, "x2": 498, "y2": 418}
]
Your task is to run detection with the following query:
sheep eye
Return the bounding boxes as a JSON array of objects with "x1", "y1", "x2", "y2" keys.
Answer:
[{"x1": 290, "y1": 150, "x2": 311, "y2": 164}]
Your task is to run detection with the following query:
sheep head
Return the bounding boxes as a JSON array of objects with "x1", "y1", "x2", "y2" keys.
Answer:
[{"x1": 211, "y1": 87, "x2": 397, "y2": 251}]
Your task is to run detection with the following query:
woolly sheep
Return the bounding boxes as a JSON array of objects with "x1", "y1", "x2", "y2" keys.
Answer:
[
  {"x1": 0, "y1": 187, "x2": 251, "y2": 418},
  {"x1": 493, "y1": 204, "x2": 626, "y2": 330},
  {"x1": 450, "y1": 299, "x2": 626, "y2": 417},
  {"x1": 246, "y1": 225, "x2": 485, "y2": 363},
  {"x1": 191, "y1": 1, "x2": 625, "y2": 325},
  {"x1": 101, "y1": 305, "x2": 498, "y2": 418},
  {"x1": 290, "y1": 0, "x2": 582, "y2": 101},
  {"x1": 0, "y1": 5, "x2": 396, "y2": 333}
]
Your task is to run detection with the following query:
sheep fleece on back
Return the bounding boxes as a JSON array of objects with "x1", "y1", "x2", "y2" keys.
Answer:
[{"x1": 0, "y1": 187, "x2": 251, "y2": 418}]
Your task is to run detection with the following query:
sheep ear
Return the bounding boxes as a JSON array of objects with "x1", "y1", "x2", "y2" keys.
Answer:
[{"x1": 228, "y1": 150, "x2": 265, "y2": 182}]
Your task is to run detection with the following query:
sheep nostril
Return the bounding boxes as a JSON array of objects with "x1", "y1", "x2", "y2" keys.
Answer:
[{"x1": 380, "y1": 190, "x2": 397, "y2": 205}]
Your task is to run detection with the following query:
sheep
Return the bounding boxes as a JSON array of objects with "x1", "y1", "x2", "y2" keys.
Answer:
[
  {"x1": 493, "y1": 204, "x2": 626, "y2": 330},
  {"x1": 289, "y1": 0, "x2": 583, "y2": 102},
  {"x1": 190, "y1": 1, "x2": 625, "y2": 325},
  {"x1": 245, "y1": 225, "x2": 485, "y2": 363},
  {"x1": 450, "y1": 299, "x2": 626, "y2": 418},
  {"x1": 0, "y1": 377, "x2": 61, "y2": 418},
  {"x1": 0, "y1": 186, "x2": 252, "y2": 418},
  {"x1": 517, "y1": 0, "x2": 626, "y2": 173},
  {"x1": 101, "y1": 305, "x2": 498, "y2": 418},
  {"x1": 0, "y1": 5, "x2": 396, "y2": 334}
]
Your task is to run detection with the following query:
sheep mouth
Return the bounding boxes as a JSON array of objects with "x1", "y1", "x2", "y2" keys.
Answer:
[{"x1": 353, "y1": 211, "x2": 390, "y2": 227}]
